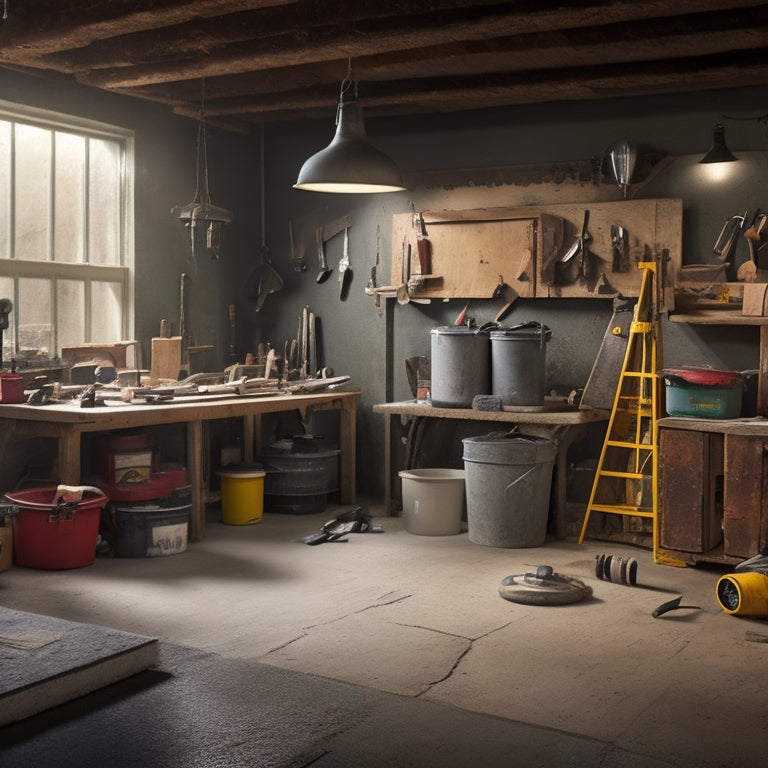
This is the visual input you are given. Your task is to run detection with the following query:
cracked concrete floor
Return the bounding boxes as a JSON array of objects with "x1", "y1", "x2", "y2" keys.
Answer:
[{"x1": 1, "y1": 502, "x2": 767, "y2": 767}]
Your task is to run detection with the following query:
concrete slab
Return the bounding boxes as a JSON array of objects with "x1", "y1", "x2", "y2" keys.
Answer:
[
  {"x1": 1, "y1": 505, "x2": 767, "y2": 766},
  {"x1": 0, "y1": 608, "x2": 158, "y2": 727}
]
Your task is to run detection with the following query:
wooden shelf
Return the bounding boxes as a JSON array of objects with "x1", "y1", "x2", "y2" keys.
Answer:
[{"x1": 669, "y1": 308, "x2": 768, "y2": 325}]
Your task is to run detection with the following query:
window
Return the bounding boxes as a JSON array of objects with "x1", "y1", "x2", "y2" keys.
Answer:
[{"x1": 0, "y1": 100, "x2": 134, "y2": 366}]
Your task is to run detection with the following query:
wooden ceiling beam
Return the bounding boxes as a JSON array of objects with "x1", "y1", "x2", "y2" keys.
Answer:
[
  {"x1": 0, "y1": 1, "x2": 296, "y2": 60},
  {"x1": 187, "y1": 48, "x2": 768, "y2": 123},
  {"x1": 38, "y1": 1, "x2": 768, "y2": 87}
]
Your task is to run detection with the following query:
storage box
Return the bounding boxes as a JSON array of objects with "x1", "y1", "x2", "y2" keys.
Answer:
[
  {"x1": 102, "y1": 433, "x2": 153, "y2": 485},
  {"x1": 0, "y1": 373, "x2": 25, "y2": 404},
  {"x1": 112, "y1": 489, "x2": 191, "y2": 557},
  {"x1": 5, "y1": 487, "x2": 107, "y2": 569},
  {"x1": 664, "y1": 379, "x2": 743, "y2": 419}
]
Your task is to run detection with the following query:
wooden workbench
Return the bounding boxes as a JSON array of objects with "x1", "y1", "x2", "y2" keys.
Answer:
[
  {"x1": 0, "y1": 389, "x2": 360, "y2": 541},
  {"x1": 372, "y1": 400, "x2": 609, "y2": 538}
]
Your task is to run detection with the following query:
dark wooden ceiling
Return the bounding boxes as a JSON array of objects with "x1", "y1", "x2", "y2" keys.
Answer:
[{"x1": 1, "y1": 0, "x2": 767, "y2": 132}]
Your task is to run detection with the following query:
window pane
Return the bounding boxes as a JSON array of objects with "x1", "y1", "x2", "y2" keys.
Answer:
[
  {"x1": 0, "y1": 276, "x2": 13, "y2": 362},
  {"x1": 57, "y1": 279, "x2": 84, "y2": 351},
  {"x1": 18, "y1": 277, "x2": 52, "y2": 356},
  {"x1": 0, "y1": 121, "x2": 10, "y2": 260},
  {"x1": 88, "y1": 138, "x2": 120, "y2": 265},
  {"x1": 15, "y1": 123, "x2": 51, "y2": 261},
  {"x1": 90, "y1": 281, "x2": 122, "y2": 341},
  {"x1": 54, "y1": 132, "x2": 86, "y2": 263}
]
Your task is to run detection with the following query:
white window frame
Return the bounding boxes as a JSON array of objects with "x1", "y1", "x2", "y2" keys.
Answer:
[{"x1": 0, "y1": 98, "x2": 134, "y2": 360}]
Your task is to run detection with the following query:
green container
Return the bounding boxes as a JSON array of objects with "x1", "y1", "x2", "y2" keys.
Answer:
[{"x1": 663, "y1": 379, "x2": 742, "y2": 419}]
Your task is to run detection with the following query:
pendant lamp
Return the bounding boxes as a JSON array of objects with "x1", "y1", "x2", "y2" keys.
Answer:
[
  {"x1": 294, "y1": 72, "x2": 405, "y2": 194},
  {"x1": 699, "y1": 123, "x2": 738, "y2": 164}
]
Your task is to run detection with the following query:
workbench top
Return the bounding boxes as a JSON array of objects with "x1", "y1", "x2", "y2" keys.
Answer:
[{"x1": 373, "y1": 400, "x2": 610, "y2": 425}]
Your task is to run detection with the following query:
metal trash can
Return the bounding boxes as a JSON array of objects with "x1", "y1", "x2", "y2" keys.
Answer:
[
  {"x1": 462, "y1": 431, "x2": 555, "y2": 547},
  {"x1": 490, "y1": 322, "x2": 551, "y2": 407}
]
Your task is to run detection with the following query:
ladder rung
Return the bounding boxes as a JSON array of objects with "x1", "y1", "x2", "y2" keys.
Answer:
[
  {"x1": 597, "y1": 470, "x2": 649, "y2": 480},
  {"x1": 605, "y1": 440, "x2": 655, "y2": 449},
  {"x1": 588, "y1": 503, "x2": 654, "y2": 518}
]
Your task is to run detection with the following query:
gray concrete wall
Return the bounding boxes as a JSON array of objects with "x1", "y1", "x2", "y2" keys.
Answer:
[{"x1": 1, "y1": 68, "x2": 766, "y2": 498}]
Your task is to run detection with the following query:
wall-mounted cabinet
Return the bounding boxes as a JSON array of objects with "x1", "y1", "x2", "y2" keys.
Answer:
[{"x1": 386, "y1": 198, "x2": 682, "y2": 308}]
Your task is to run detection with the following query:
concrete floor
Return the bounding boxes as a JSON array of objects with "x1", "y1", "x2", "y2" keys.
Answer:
[{"x1": 1, "y1": 501, "x2": 767, "y2": 767}]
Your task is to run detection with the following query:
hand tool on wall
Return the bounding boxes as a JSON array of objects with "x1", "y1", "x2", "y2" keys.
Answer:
[
  {"x1": 315, "y1": 215, "x2": 352, "y2": 284},
  {"x1": 339, "y1": 227, "x2": 352, "y2": 300},
  {"x1": 289, "y1": 220, "x2": 306, "y2": 272},
  {"x1": 556, "y1": 210, "x2": 591, "y2": 284},
  {"x1": 415, "y1": 212, "x2": 432, "y2": 275},
  {"x1": 611, "y1": 225, "x2": 630, "y2": 272},
  {"x1": 315, "y1": 226, "x2": 332, "y2": 283},
  {"x1": 365, "y1": 224, "x2": 380, "y2": 297},
  {"x1": 396, "y1": 240, "x2": 411, "y2": 305}
]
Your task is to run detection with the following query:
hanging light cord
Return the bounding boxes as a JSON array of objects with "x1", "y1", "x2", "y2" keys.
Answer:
[
  {"x1": 2, "y1": 1, "x2": 8, "y2": 21},
  {"x1": 336, "y1": 59, "x2": 357, "y2": 124},
  {"x1": 193, "y1": 77, "x2": 211, "y2": 205}
]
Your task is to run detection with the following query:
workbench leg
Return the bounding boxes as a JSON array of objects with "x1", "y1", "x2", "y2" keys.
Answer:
[
  {"x1": 187, "y1": 420, "x2": 205, "y2": 542},
  {"x1": 57, "y1": 431, "x2": 82, "y2": 485},
  {"x1": 553, "y1": 425, "x2": 586, "y2": 540},
  {"x1": 338, "y1": 399, "x2": 356, "y2": 504},
  {"x1": 383, "y1": 413, "x2": 393, "y2": 515},
  {"x1": 244, "y1": 415, "x2": 255, "y2": 462}
]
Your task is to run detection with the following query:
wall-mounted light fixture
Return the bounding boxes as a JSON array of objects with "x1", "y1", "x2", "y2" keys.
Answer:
[
  {"x1": 699, "y1": 123, "x2": 738, "y2": 164},
  {"x1": 606, "y1": 139, "x2": 637, "y2": 198},
  {"x1": 294, "y1": 66, "x2": 405, "y2": 194}
]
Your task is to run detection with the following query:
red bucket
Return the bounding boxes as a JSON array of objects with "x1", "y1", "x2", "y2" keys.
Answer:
[{"x1": 5, "y1": 487, "x2": 108, "y2": 569}]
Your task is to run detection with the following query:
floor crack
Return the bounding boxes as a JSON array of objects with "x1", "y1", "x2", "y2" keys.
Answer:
[
  {"x1": 416, "y1": 620, "x2": 514, "y2": 696},
  {"x1": 263, "y1": 594, "x2": 415, "y2": 655}
]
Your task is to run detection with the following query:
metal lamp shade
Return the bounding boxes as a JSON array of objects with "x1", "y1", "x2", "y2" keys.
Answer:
[
  {"x1": 700, "y1": 123, "x2": 737, "y2": 164},
  {"x1": 294, "y1": 98, "x2": 405, "y2": 193}
]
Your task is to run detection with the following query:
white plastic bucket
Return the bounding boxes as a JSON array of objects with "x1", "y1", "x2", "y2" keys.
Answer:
[{"x1": 398, "y1": 468, "x2": 466, "y2": 535}]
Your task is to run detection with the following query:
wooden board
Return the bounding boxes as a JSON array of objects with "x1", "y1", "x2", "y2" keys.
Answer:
[
  {"x1": 391, "y1": 199, "x2": 682, "y2": 307},
  {"x1": 150, "y1": 336, "x2": 182, "y2": 382}
]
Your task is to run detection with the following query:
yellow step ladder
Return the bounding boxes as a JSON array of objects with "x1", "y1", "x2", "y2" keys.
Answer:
[{"x1": 578, "y1": 260, "x2": 666, "y2": 561}]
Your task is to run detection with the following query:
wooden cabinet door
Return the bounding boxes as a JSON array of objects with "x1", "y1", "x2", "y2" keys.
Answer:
[
  {"x1": 659, "y1": 428, "x2": 723, "y2": 552},
  {"x1": 723, "y1": 434, "x2": 766, "y2": 558}
]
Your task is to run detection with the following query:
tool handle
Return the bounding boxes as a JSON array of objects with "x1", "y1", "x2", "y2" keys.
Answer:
[{"x1": 416, "y1": 237, "x2": 431, "y2": 274}]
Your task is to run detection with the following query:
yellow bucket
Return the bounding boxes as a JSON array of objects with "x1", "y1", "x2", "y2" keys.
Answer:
[
  {"x1": 716, "y1": 571, "x2": 768, "y2": 616},
  {"x1": 218, "y1": 463, "x2": 265, "y2": 525}
]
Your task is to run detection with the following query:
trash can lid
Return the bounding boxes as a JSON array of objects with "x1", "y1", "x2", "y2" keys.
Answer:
[
  {"x1": 218, "y1": 462, "x2": 264, "y2": 476},
  {"x1": 431, "y1": 322, "x2": 494, "y2": 337},
  {"x1": 490, "y1": 321, "x2": 551, "y2": 343},
  {"x1": 462, "y1": 430, "x2": 556, "y2": 464}
]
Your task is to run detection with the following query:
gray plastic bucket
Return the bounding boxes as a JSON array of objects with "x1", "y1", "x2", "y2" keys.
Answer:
[
  {"x1": 430, "y1": 326, "x2": 490, "y2": 408},
  {"x1": 490, "y1": 322, "x2": 551, "y2": 406},
  {"x1": 398, "y1": 468, "x2": 465, "y2": 535},
  {"x1": 462, "y1": 431, "x2": 556, "y2": 548}
]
